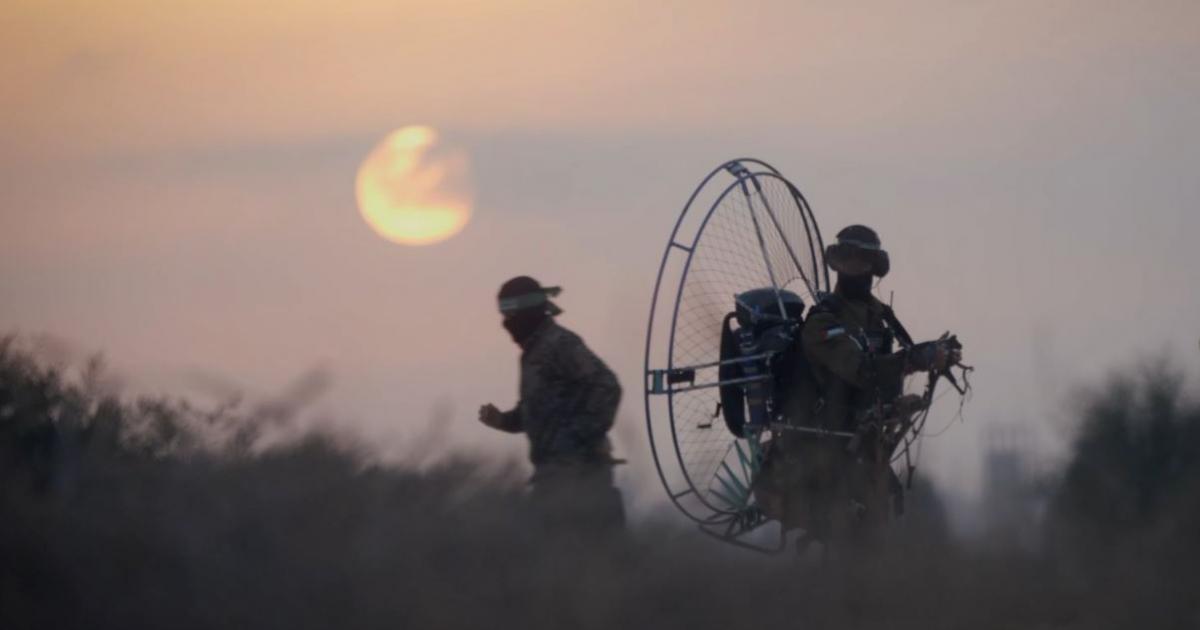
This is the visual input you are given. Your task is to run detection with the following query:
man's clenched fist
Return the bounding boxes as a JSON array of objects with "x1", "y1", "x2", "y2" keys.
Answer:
[{"x1": 478, "y1": 403, "x2": 504, "y2": 429}]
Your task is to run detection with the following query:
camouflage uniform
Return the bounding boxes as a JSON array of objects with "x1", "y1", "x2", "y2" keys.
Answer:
[
  {"x1": 766, "y1": 225, "x2": 954, "y2": 541},
  {"x1": 493, "y1": 318, "x2": 625, "y2": 532},
  {"x1": 801, "y1": 290, "x2": 907, "y2": 432},
  {"x1": 781, "y1": 288, "x2": 911, "y2": 537}
]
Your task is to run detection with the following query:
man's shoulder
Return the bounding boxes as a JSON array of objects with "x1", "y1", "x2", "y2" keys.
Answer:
[
  {"x1": 807, "y1": 292, "x2": 849, "y2": 322},
  {"x1": 810, "y1": 291, "x2": 888, "y2": 320},
  {"x1": 542, "y1": 320, "x2": 581, "y2": 344},
  {"x1": 802, "y1": 309, "x2": 842, "y2": 345},
  {"x1": 805, "y1": 292, "x2": 873, "y2": 345},
  {"x1": 528, "y1": 321, "x2": 614, "y2": 380},
  {"x1": 529, "y1": 321, "x2": 585, "y2": 357}
]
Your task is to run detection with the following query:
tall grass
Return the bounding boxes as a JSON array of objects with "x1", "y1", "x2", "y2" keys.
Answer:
[{"x1": 2, "y1": 339, "x2": 1197, "y2": 629}]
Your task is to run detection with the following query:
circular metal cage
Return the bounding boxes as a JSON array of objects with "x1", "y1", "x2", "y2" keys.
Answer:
[{"x1": 643, "y1": 159, "x2": 829, "y2": 538}]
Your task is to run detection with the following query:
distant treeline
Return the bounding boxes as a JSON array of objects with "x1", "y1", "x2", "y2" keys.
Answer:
[{"x1": 2, "y1": 339, "x2": 1197, "y2": 629}]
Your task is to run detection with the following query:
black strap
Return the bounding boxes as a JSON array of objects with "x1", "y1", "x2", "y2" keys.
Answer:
[{"x1": 880, "y1": 305, "x2": 914, "y2": 349}]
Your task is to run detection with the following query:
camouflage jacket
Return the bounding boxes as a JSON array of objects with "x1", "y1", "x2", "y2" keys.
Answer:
[
  {"x1": 496, "y1": 319, "x2": 621, "y2": 467},
  {"x1": 801, "y1": 290, "x2": 907, "y2": 431}
]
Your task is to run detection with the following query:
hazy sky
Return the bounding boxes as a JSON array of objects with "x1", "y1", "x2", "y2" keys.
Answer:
[{"x1": 3, "y1": 1, "x2": 1198, "y2": 509}]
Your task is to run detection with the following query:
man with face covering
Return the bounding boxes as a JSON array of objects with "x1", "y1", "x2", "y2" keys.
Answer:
[
  {"x1": 775, "y1": 225, "x2": 961, "y2": 539},
  {"x1": 478, "y1": 276, "x2": 625, "y2": 534},
  {"x1": 802, "y1": 225, "x2": 959, "y2": 433}
]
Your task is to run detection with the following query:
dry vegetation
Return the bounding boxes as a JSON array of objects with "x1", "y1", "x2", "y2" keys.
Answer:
[{"x1": 2, "y1": 339, "x2": 1197, "y2": 629}]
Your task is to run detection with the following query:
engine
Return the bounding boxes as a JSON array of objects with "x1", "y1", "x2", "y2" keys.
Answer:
[{"x1": 718, "y1": 288, "x2": 814, "y2": 437}]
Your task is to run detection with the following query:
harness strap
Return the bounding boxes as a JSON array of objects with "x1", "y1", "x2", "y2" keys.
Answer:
[{"x1": 880, "y1": 305, "x2": 914, "y2": 349}]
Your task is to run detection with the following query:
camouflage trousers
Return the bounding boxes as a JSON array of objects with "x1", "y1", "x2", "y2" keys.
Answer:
[
  {"x1": 754, "y1": 437, "x2": 900, "y2": 545},
  {"x1": 527, "y1": 462, "x2": 625, "y2": 539}
]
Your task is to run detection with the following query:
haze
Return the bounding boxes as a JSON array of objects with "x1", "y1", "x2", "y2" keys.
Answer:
[{"x1": 2, "y1": 0, "x2": 1198, "y2": 513}]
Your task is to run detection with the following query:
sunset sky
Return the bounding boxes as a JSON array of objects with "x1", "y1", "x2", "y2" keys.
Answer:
[{"x1": 3, "y1": 1, "x2": 1198, "y2": 512}]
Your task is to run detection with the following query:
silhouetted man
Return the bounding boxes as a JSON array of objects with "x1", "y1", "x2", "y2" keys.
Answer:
[
  {"x1": 789, "y1": 225, "x2": 961, "y2": 541},
  {"x1": 478, "y1": 276, "x2": 624, "y2": 536}
]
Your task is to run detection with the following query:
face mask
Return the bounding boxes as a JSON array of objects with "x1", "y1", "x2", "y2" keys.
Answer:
[
  {"x1": 502, "y1": 309, "x2": 548, "y2": 344},
  {"x1": 833, "y1": 256, "x2": 873, "y2": 276},
  {"x1": 837, "y1": 273, "x2": 874, "y2": 301}
]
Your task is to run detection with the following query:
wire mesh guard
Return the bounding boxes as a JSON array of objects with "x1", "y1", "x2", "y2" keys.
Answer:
[{"x1": 644, "y1": 159, "x2": 828, "y2": 534}]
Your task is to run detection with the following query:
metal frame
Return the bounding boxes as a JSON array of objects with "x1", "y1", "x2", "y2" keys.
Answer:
[{"x1": 643, "y1": 159, "x2": 829, "y2": 533}]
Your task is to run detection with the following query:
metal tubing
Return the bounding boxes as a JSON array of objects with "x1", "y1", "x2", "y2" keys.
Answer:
[
  {"x1": 739, "y1": 174, "x2": 789, "y2": 318},
  {"x1": 648, "y1": 373, "x2": 772, "y2": 396},
  {"x1": 753, "y1": 174, "x2": 815, "y2": 297}
]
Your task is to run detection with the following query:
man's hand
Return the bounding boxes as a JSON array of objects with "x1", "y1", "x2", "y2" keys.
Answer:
[
  {"x1": 945, "y1": 344, "x2": 963, "y2": 369},
  {"x1": 906, "y1": 338, "x2": 962, "y2": 373},
  {"x1": 939, "y1": 333, "x2": 964, "y2": 370},
  {"x1": 478, "y1": 403, "x2": 504, "y2": 429}
]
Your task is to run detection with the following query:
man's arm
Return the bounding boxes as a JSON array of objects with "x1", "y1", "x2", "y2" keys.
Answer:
[{"x1": 479, "y1": 404, "x2": 523, "y2": 433}]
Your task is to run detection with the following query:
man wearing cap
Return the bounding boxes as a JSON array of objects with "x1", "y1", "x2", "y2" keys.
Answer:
[{"x1": 478, "y1": 276, "x2": 625, "y2": 535}]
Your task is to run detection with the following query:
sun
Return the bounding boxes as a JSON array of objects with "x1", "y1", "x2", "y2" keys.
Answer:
[{"x1": 355, "y1": 126, "x2": 472, "y2": 246}]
